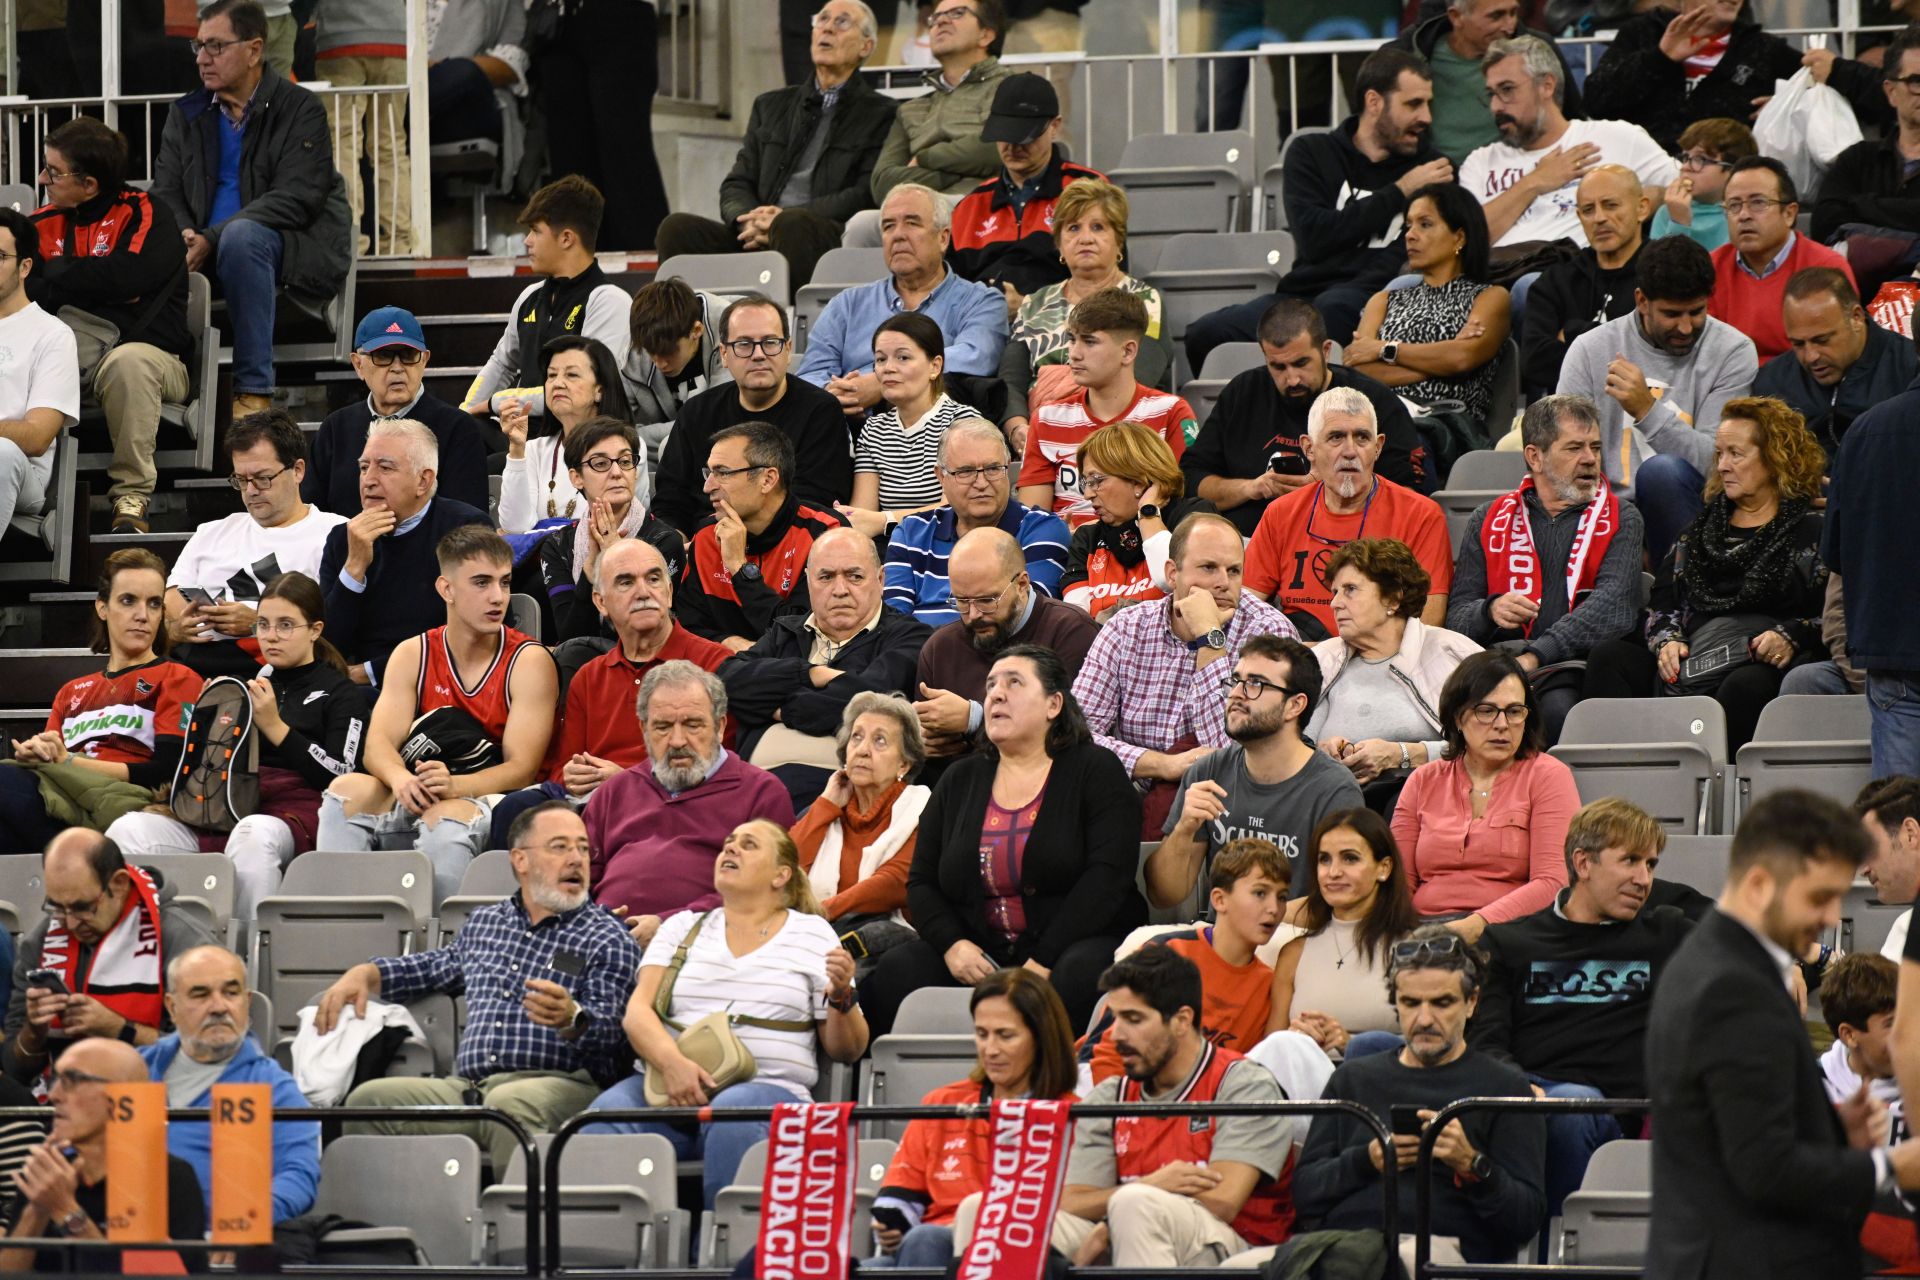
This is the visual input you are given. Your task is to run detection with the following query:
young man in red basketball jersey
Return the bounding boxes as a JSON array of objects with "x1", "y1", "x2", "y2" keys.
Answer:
[{"x1": 317, "y1": 526, "x2": 558, "y2": 903}]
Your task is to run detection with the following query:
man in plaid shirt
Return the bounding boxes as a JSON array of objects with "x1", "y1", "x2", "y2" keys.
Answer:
[{"x1": 318, "y1": 801, "x2": 641, "y2": 1173}]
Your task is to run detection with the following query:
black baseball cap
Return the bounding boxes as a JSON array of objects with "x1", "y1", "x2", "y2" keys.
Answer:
[{"x1": 981, "y1": 73, "x2": 1060, "y2": 145}]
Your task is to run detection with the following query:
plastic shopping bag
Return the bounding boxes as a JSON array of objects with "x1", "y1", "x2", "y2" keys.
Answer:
[{"x1": 1752, "y1": 66, "x2": 1864, "y2": 195}]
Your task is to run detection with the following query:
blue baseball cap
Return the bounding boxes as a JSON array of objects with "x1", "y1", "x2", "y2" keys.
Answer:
[{"x1": 353, "y1": 306, "x2": 428, "y2": 353}]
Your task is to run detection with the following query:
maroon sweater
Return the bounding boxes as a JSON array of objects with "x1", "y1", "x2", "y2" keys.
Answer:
[{"x1": 915, "y1": 595, "x2": 1101, "y2": 706}]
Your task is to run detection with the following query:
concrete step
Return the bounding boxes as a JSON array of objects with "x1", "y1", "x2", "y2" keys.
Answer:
[{"x1": 0, "y1": 649, "x2": 104, "y2": 704}]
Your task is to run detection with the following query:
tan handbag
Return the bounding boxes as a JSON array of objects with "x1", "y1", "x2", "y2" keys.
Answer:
[{"x1": 642, "y1": 911, "x2": 815, "y2": 1107}]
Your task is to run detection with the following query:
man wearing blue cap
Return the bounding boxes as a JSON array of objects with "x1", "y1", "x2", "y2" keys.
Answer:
[{"x1": 303, "y1": 306, "x2": 491, "y2": 516}]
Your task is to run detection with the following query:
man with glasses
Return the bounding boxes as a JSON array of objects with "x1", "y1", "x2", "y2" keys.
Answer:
[
  {"x1": 152, "y1": 0, "x2": 351, "y2": 431},
  {"x1": 1294, "y1": 923, "x2": 1545, "y2": 1272},
  {"x1": 0, "y1": 1039, "x2": 205, "y2": 1272},
  {"x1": 24, "y1": 117, "x2": 178, "y2": 536},
  {"x1": 306, "y1": 307, "x2": 489, "y2": 516},
  {"x1": 1815, "y1": 28, "x2": 1920, "y2": 244},
  {"x1": 3, "y1": 830, "x2": 215, "y2": 1089},
  {"x1": 1145, "y1": 631, "x2": 1360, "y2": 912},
  {"x1": 653, "y1": 294, "x2": 852, "y2": 534},
  {"x1": 655, "y1": 0, "x2": 896, "y2": 289},
  {"x1": 163, "y1": 409, "x2": 346, "y2": 677},
  {"x1": 1709, "y1": 156, "x2": 1856, "y2": 361}
]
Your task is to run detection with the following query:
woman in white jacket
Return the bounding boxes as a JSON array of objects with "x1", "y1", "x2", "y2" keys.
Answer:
[{"x1": 496, "y1": 336, "x2": 644, "y2": 532}]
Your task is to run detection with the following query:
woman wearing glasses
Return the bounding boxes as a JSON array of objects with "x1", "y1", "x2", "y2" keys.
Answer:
[
  {"x1": 496, "y1": 336, "x2": 637, "y2": 534},
  {"x1": 105, "y1": 572, "x2": 370, "y2": 920},
  {"x1": 1651, "y1": 118, "x2": 1755, "y2": 251},
  {"x1": 1388, "y1": 651, "x2": 1577, "y2": 945},
  {"x1": 536, "y1": 418, "x2": 687, "y2": 642},
  {"x1": 838, "y1": 313, "x2": 987, "y2": 540},
  {"x1": 1060, "y1": 421, "x2": 1210, "y2": 620}
]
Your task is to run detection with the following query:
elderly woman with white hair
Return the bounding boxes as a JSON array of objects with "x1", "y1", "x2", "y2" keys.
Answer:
[{"x1": 790, "y1": 691, "x2": 931, "y2": 927}]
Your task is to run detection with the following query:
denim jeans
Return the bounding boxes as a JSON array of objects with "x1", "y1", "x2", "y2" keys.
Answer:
[
  {"x1": 1345, "y1": 1030, "x2": 1404, "y2": 1060},
  {"x1": 1631, "y1": 453, "x2": 1705, "y2": 566},
  {"x1": 215, "y1": 217, "x2": 285, "y2": 394},
  {"x1": 863, "y1": 1224, "x2": 955, "y2": 1268},
  {"x1": 1780, "y1": 660, "x2": 1851, "y2": 697},
  {"x1": 1868, "y1": 670, "x2": 1920, "y2": 780},
  {"x1": 580, "y1": 1077, "x2": 799, "y2": 1209},
  {"x1": 1529, "y1": 1076, "x2": 1620, "y2": 1218}
]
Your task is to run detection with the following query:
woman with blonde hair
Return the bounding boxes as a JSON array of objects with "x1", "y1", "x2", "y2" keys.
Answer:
[
  {"x1": 1060, "y1": 421, "x2": 1213, "y2": 621},
  {"x1": 581, "y1": 818, "x2": 869, "y2": 1208}
]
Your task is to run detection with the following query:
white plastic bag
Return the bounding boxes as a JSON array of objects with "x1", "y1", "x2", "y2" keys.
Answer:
[{"x1": 1752, "y1": 66, "x2": 1864, "y2": 195}]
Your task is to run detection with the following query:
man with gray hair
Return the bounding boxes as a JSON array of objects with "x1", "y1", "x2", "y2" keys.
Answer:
[
  {"x1": 1459, "y1": 35, "x2": 1675, "y2": 248},
  {"x1": 317, "y1": 417, "x2": 490, "y2": 684},
  {"x1": 1245, "y1": 386, "x2": 1453, "y2": 638},
  {"x1": 583, "y1": 660, "x2": 795, "y2": 947},
  {"x1": 1384, "y1": 0, "x2": 1585, "y2": 166},
  {"x1": 796, "y1": 183, "x2": 1009, "y2": 418},
  {"x1": 654, "y1": 0, "x2": 897, "y2": 288},
  {"x1": 140, "y1": 945, "x2": 318, "y2": 1225},
  {"x1": 1448, "y1": 395, "x2": 1643, "y2": 742}
]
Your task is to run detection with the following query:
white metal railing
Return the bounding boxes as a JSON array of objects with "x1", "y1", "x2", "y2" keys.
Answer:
[{"x1": 659, "y1": 0, "x2": 728, "y2": 112}]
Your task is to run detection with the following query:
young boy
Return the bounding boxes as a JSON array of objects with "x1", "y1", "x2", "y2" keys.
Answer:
[
  {"x1": 1818, "y1": 952, "x2": 1918, "y2": 1271},
  {"x1": 1082, "y1": 838, "x2": 1288, "y2": 1083},
  {"x1": 1016, "y1": 288, "x2": 1198, "y2": 528},
  {"x1": 623, "y1": 276, "x2": 732, "y2": 449}
]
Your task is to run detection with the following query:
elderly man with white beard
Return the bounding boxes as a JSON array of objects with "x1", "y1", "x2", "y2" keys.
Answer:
[
  {"x1": 141, "y1": 946, "x2": 318, "y2": 1225},
  {"x1": 318, "y1": 802, "x2": 643, "y2": 1174}
]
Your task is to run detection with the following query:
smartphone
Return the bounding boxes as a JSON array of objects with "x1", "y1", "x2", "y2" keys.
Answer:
[
  {"x1": 1268, "y1": 448, "x2": 1312, "y2": 477},
  {"x1": 871, "y1": 1206, "x2": 911, "y2": 1233},
  {"x1": 1390, "y1": 1105, "x2": 1425, "y2": 1137},
  {"x1": 549, "y1": 950, "x2": 585, "y2": 980},
  {"x1": 177, "y1": 586, "x2": 219, "y2": 609},
  {"x1": 26, "y1": 968, "x2": 69, "y2": 997}
]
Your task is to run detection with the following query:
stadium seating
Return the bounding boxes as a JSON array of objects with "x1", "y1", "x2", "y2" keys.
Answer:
[
  {"x1": 128, "y1": 849, "x2": 236, "y2": 944},
  {"x1": 1146, "y1": 231, "x2": 1295, "y2": 384},
  {"x1": 1258, "y1": 126, "x2": 1335, "y2": 231},
  {"x1": 1655, "y1": 835, "x2": 1731, "y2": 901},
  {"x1": 700, "y1": 1136, "x2": 896, "y2": 1269},
  {"x1": 796, "y1": 248, "x2": 889, "y2": 354},
  {"x1": 1433, "y1": 447, "x2": 1526, "y2": 547},
  {"x1": 1178, "y1": 340, "x2": 1265, "y2": 429},
  {"x1": 311, "y1": 1133, "x2": 483, "y2": 1266},
  {"x1": 438, "y1": 848, "x2": 518, "y2": 942},
  {"x1": 0, "y1": 429, "x2": 79, "y2": 585},
  {"x1": 858, "y1": 986, "x2": 978, "y2": 1140},
  {"x1": 1842, "y1": 880, "x2": 1907, "y2": 958},
  {"x1": 658, "y1": 250, "x2": 793, "y2": 309},
  {"x1": 1556, "y1": 1138, "x2": 1652, "y2": 1265},
  {"x1": 1554, "y1": 698, "x2": 1729, "y2": 834},
  {"x1": 1104, "y1": 130, "x2": 1257, "y2": 275},
  {"x1": 0, "y1": 850, "x2": 46, "y2": 936},
  {"x1": 1733, "y1": 695, "x2": 1872, "y2": 823},
  {"x1": 481, "y1": 1132, "x2": 691, "y2": 1268}
]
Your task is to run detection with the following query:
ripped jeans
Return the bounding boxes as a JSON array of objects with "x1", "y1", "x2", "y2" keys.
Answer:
[{"x1": 315, "y1": 789, "x2": 492, "y2": 905}]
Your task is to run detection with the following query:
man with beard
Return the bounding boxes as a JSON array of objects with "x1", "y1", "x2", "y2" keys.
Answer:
[
  {"x1": 141, "y1": 946, "x2": 317, "y2": 1225},
  {"x1": 320, "y1": 802, "x2": 642, "y2": 1176},
  {"x1": 1146, "y1": 634, "x2": 1362, "y2": 911},
  {"x1": 581, "y1": 661, "x2": 794, "y2": 947},
  {"x1": 1244, "y1": 387, "x2": 1453, "y2": 640},
  {"x1": 1647, "y1": 790, "x2": 1920, "y2": 1279},
  {"x1": 1184, "y1": 299, "x2": 1424, "y2": 536},
  {"x1": 1295, "y1": 924, "x2": 1545, "y2": 1270},
  {"x1": 912, "y1": 527, "x2": 1099, "y2": 769},
  {"x1": 1521, "y1": 167, "x2": 1651, "y2": 399},
  {"x1": 1459, "y1": 36, "x2": 1675, "y2": 250},
  {"x1": 1075, "y1": 516, "x2": 1301, "y2": 842},
  {"x1": 1185, "y1": 49, "x2": 1452, "y2": 363},
  {"x1": 1557, "y1": 234, "x2": 1757, "y2": 562},
  {"x1": 1448, "y1": 396, "x2": 1644, "y2": 743},
  {"x1": 1854, "y1": 777, "x2": 1920, "y2": 961}
]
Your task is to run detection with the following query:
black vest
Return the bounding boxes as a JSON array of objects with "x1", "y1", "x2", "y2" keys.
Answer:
[{"x1": 514, "y1": 263, "x2": 611, "y2": 385}]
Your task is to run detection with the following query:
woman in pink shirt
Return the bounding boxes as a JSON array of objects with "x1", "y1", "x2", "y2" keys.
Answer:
[{"x1": 1389, "y1": 651, "x2": 1578, "y2": 943}]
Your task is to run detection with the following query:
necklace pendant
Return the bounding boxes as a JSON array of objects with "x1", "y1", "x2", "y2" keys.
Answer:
[
  {"x1": 1336, "y1": 958, "x2": 1344, "y2": 969},
  {"x1": 547, "y1": 497, "x2": 557, "y2": 518}
]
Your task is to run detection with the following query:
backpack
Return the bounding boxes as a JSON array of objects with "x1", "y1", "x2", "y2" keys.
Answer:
[{"x1": 169, "y1": 675, "x2": 260, "y2": 832}]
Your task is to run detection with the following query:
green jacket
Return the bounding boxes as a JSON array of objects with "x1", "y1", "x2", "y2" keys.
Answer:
[
  {"x1": 4, "y1": 759, "x2": 159, "y2": 831},
  {"x1": 870, "y1": 57, "x2": 1011, "y2": 201}
]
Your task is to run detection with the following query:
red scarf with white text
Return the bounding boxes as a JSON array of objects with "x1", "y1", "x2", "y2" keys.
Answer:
[
  {"x1": 1482, "y1": 478, "x2": 1619, "y2": 637},
  {"x1": 34, "y1": 865, "x2": 166, "y2": 1096},
  {"x1": 757, "y1": 1102, "x2": 856, "y2": 1280},
  {"x1": 958, "y1": 1099, "x2": 1074, "y2": 1280}
]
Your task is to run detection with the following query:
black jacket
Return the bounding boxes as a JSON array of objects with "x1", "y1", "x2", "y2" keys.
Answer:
[
  {"x1": 1814, "y1": 133, "x2": 1920, "y2": 242},
  {"x1": 317, "y1": 497, "x2": 492, "y2": 679},
  {"x1": 1387, "y1": 15, "x2": 1584, "y2": 118},
  {"x1": 1583, "y1": 10, "x2": 1881, "y2": 153},
  {"x1": 1645, "y1": 908, "x2": 1874, "y2": 1279},
  {"x1": 151, "y1": 72, "x2": 352, "y2": 298},
  {"x1": 1277, "y1": 116, "x2": 1429, "y2": 300},
  {"x1": 719, "y1": 607, "x2": 932, "y2": 754},
  {"x1": 719, "y1": 74, "x2": 899, "y2": 230},
  {"x1": 263, "y1": 659, "x2": 371, "y2": 790},
  {"x1": 1754, "y1": 321, "x2": 1918, "y2": 459},
  {"x1": 303, "y1": 392, "x2": 492, "y2": 517},
  {"x1": 1520, "y1": 246, "x2": 1641, "y2": 397},
  {"x1": 26, "y1": 186, "x2": 191, "y2": 358},
  {"x1": 907, "y1": 741, "x2": 1145, "y2": 969},
  {"x1": 653, "y1": 375, "x2": 854, "y2": 535},
  {"x1": 947, "y1": 148, "x2": 1105, "y2": 296},
  {"x1": 538, "y1": 515, "x2": 688, "y2": 643}
]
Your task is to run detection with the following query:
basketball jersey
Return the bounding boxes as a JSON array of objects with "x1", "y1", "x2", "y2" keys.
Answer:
[
  {"x1": 414, "y1": 625, "x2": 538, "y2": 742},
  {"x1": 48, "y1": 659, "x2": 202, "y2": 764}
]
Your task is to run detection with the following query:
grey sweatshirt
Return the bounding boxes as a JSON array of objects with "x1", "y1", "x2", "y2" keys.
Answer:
[{"x1": 1556, "y1": 311, "x2": 1757, "y2": 493}]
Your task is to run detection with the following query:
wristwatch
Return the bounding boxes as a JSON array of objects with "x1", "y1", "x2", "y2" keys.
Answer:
[
  {"x1": 1397, "y1": 743, "x2": 1412, "y2": 771},
  {"x1": 1137, "y1": 503, "x2": 1162, "y2": 521},
  {"x1": 60, "y1": 1207, "x2": 91, "y2": 1235},
  {"x1": 1381, "y1": 341, "x2": 1400, "y2": 365},
  {"x1": 1187, "y1": 628, "x2": 1228, "y2": 653},
  {"x1": 116, "y1": 1019, "x2": 139, "y2": 1045},
  {"x1": 1468, "y1": 1152, "x2": 1495, "y2": 1181},
  {"x1": 827, "y1": 984, "x2": 859, "y2": 1014},
  {"x1": 568, "y1": 1006, "x2": 591, "y2": 1037},
  {"x1": 733, "y1": 562, "x2": 762, "y2": 584}
]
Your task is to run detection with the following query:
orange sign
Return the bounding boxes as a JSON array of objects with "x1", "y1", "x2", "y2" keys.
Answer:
[
  {"x1": 105, "y1": 1081, "x2": 187, "y2": 1273},
  {"x1": 210, "y1": 1084, "x2": 273, "y2": 1245}
]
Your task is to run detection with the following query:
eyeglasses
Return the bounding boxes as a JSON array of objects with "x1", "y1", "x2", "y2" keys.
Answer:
[
  {"x1": 1467, "y1": 701, "x2": 1529, "y2": 725},
  {"x1": 189, "y1": 36, "x2": 254, "y2": 56},
  {"x1": 228, "y1": 465, "x2": 291, "y2": 492},
  {"x1": 941, "y1": 462, "x2": 1010, "y2": 484},
  {"x1": 1079, "y1": 471, "x2": 1117, "y2": 491},
  {"x1": 42, "y1": 888, "x2": 109, "y2": 920},
  {"x1": 254, "y1": 618, "x2": 314, "y2": 636},
  {"x1": 362, "y1": 348, "x2": 424, "y2": 367},
  {"x1": 1674, "y1": 151, "x2": 1733, "y2": 171},
  {"x1": 945, "y1": 579, "x2": 1017, "y2": 615},
  {"x1": 701, "y1": 463, "x2": 769, "y2": 482},
  {"x1": 724, "y1": 336, "x2": 789, "y2": 359},
  {"x1": 49, "y1": 1069, "x2": 109, "y2": 1090},
  {"x1": 581, "y1": 452, "x2": 638, "y2": 474},
  {"x1": 1391, "y1": 934, "x2": 1464, "y2": 966},
  {"x1": 38, "y1": 162, "x2": 81, "y2": 183},
  {"x1": 1219, "y1": 674, "x2": 1294, "y2": 700},
  {"x1": 1722, "y1": 196, "x2": 1789, "y2": 216},
  {"x1": 1889, "y1": 73, "x2": 1920, "y2": 93},
  {"x1": 812, "y1": 11, "x2": 861, "y2": 31},
  {"x1": 929, "y1": 4, "x2": 976, "y2": 25}
]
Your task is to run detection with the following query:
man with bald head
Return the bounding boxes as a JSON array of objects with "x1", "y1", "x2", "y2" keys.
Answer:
[
  {"x1": 489, "y1": 536, "x2": 734, "y2": 847},
  {"x1": 721, "y1": 526, "x2": 932, "y2": 805},
  {"x1": 1521, "y1": 165, "x2": 1651, "y2": 398},
  {"x1": 0, "y1": 1038, "x2": 205, "y2": 1272},
  {"x1": 141, "y1": 946, "x2": 318, "y2": 1226},
  {"x1": 3, "y1": 830, "x2": 214, "y2": 1089}
]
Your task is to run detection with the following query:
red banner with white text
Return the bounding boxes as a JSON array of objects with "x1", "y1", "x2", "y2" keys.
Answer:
[
  {"x1": 958, "y1": 1098, "x2": 1074, "y2": 1280},
  {"x1": 757, "y1": 1102, "x2": 856, "y2": 1280}
]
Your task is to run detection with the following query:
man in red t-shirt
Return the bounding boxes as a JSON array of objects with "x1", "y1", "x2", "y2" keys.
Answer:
[
  {"x1": 1244, "y1": 386, "x2": 1452, "y2": 638},
  {"x1": 1016, "y1": 288, "x2": 1197, "y2": 527}
]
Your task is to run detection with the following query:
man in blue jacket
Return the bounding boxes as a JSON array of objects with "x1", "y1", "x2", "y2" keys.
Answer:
[{"x1": 140, "y1": 945, "x2": 319, "y2": 1226}]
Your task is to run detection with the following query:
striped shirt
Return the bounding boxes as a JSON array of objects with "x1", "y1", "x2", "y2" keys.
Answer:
[
  {"x1": 883, "y1": 500, "x2": 1070, "y2": 626},
  {"x1": 641, "y1": 907, "x2": 837, "y2": 1099},
  {"x1": 854, "y1": 393, "x2": 984, "y2": 511},
  {"x1": 1018, "y1": 384, "x2": 1198, "y2": 527}
]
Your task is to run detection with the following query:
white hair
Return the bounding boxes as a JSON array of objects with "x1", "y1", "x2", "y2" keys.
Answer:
[
  {"x1": 366, "y1": 417, "x2": 439, "y2": 476},
  {"x1": 1306, "y1": 386, "x2": 1378, "y2": 440},
  {"x1": 819, "y1": 0, "x2": 879, "y2": 42},
  {"x1": 938, "y1": 417, "x2": 1012, "y2": 467},
  {"x1": 883, "y1": 182, "x2": 950, "y2": 233}
]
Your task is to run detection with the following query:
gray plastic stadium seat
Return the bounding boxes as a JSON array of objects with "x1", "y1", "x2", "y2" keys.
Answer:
[
  {"x1": 658, "y1": 250, "x2": 792, "y2": 308},
  {"x1": 1260, "y1": 127, "x2": 1335, "y2": 230},
  {"x1": 1147, "y1": 232, "x2": 1295, "y2": 381},
  {"x1": 1177, "y1": 341, "x2": 1267, "y2": 429},
  {"x1": 156, "y1": 274, "x2": 220, "y2": 474},
  {"x1": 1434, "y1": 441, "x2": 1528, "y2": 546},
  {"x1": 312, "y1": 1133, "x2": 482, "y2": 1265},
  {"x1": 701, "y1": 1138, "x2": 895, "y2": 1269},
  {"x1": 1105, "y1": 131, "x2": 1257, "y2": 275},
  {"x1": 1557, "y1": 1139, "x2": 1651, "y2": 1266},
  {"x1": 0, "y1": 183, "x2": 34, "y2": 211},
  {"x1": 0, "y1": 852, "x2": 46, "y2": 935},
  {"x1": 1733, "y1": 694, "x2": 1871, "y2": 823},
  {"x1": 859, "y1": 1031, "x2": 976, "y2": 1142},
  {"x1": 1552, "y1": 698, "x2": 1728, "y2": 834},
  {"x1": 1842, "y1": 882, "x2": 1908, "y2": 958},
  {"x1": 507, "y1": 592, "x2": 542, "y2": 642},
  {"x1": 381, "y1": 991, "x2": 461, "y2": 1078},
  {"x1": 0, "y1": 428, "x2": 79, "y2": 585},
  {"x1": 1483, "y1": 339, "x2": 1522, "y2": 440},
  {"x1": 481, "y1": 1133, "x2": 690, "y2": 1268},
  {"x1": 439, "y1": 848, "x2": 518, "y2": 941},
  {"x1": 795, "y1": 247, "x2": 888, "y2": 353},
  {"x1": 1654, "y1": 836, "x2": 1730, "y2": 901},
  {"x1": 894, "y1": 985, "x2": 976, "y2": 1035},
  {"x1": 129, "y1": 851, "x2": 235, "y2": 942}
]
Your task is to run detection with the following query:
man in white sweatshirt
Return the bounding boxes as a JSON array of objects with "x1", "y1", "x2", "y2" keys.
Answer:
[{"x1": 1556, "y1": 234, "x2": 1755, "y2": 562}]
